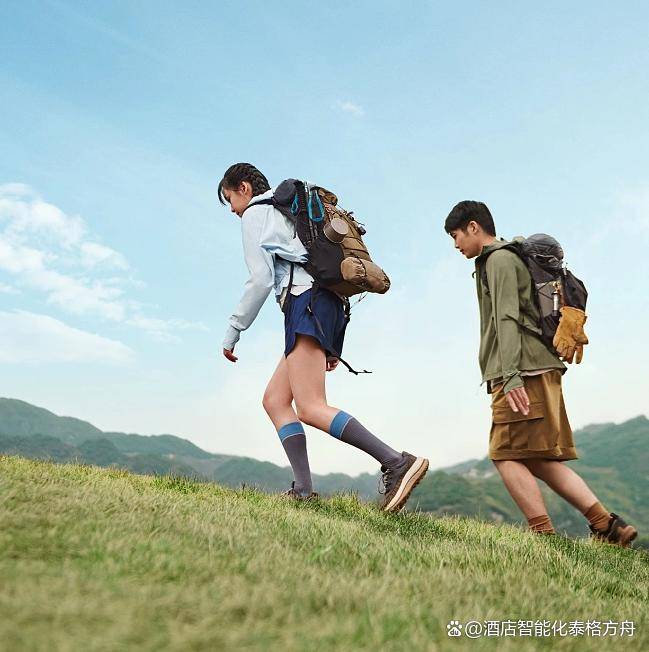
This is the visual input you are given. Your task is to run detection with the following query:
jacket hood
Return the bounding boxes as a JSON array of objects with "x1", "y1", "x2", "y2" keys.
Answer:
[
  {"x1": 475, "y1": 236, "x2": 525, "y2": 265},
  {"x1": 248, "y1": 188, "x2": 275, "y2": 206},
  {"x1": 475, "y1": 238, "x2": 509, "y2": 264}
]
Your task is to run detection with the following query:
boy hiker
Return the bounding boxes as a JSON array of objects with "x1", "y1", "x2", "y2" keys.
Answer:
[{"x1": 444, "y1": 200, "x2": 638, "y2": 547}]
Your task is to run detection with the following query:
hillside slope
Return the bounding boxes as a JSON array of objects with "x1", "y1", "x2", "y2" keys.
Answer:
[{"x1": 1, "y1": 456, "x2": 647, "y2": 651}]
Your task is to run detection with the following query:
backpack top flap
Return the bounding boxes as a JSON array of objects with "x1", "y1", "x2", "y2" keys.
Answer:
[
  {"x1": 480, "y1": 234, "x2": 564, "y2": 291},
  {"x1": 271, "y1": 178, "x2": 302, "y2": 222},
  {"x1": 521, "y1": 233, "x2": 564, "y2": 273},
  {"x1": 520, "y1": 233, "x2": 587, "y2": 310},
  {"x1": 273, "y1": 178, "x2": 300, "y2": 207}
]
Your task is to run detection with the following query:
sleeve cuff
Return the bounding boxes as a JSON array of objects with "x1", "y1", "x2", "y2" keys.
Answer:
[
  {"x1": 222, "y1": 325, "x2": 241, "y2": 351},
  {"x1": 503, "y1": 372, "x2": 524, "y2": 394}
]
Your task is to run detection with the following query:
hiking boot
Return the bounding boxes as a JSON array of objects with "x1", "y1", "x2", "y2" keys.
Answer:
[
  {"x1": 379, "y1": 452, "x2": 429, "y2": 513},
  {"x1": 281, "y1": 481, "x2": 319, "y2": 501},
  {"x1": 589, "y1": 512, "x2": 638, "y2": 548}
]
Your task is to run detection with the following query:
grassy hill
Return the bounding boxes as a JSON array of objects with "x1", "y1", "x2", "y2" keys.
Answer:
[
  {"x1": 1, "y1": 456, "x2": 647, "y2": 651},
  {"x1": 1, "y1": 398, "x2": 646, "y2": 550}
]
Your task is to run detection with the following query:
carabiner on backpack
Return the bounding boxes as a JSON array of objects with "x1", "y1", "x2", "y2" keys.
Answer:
[
  {"x1": 307, "y1": 189, "x2": 325, "y2": 223},
  {"x1": 291, "y1": 193, "x2": 300, "y2": 216}
]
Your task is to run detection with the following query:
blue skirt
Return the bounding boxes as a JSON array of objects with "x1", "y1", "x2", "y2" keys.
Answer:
[{"x1": 284, "y1": 288, "x2": 348, "y2": 357}]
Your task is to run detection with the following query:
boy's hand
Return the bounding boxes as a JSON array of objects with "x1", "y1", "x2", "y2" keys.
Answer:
[
  {"x1": 326, "y1": 356, "x2": 339, "y2": 372},
  {"x1": 223, "y1": 347, "x2": 238, "y2": 363},
  {"x1": 506, "y1": 386, "x2": 530, "y2": 415}
]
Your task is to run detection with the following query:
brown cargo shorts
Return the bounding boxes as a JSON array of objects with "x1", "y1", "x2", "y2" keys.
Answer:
[{"x1": 489, "y1": 370, "x2": 578, "y2": 461}]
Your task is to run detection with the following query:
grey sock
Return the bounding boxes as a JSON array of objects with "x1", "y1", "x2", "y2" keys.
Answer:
[
  {"x1": 330, "y1": 412, "x2": 402, "y2": 467},
  {"x1": 278, "y1": 422, "x2": 313, "y2": 495}
]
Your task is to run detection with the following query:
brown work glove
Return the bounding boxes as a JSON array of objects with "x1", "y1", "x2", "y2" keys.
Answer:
[{"x1": 553, "y1": 306, "x2": 589, "y2": 364}]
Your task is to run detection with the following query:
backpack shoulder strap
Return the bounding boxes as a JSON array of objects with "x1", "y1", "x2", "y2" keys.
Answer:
[
  {"x1": 242, "y1": 198, "x2": 274, "y2": 215},
  {"x1": 244, "y1": 194, "x2": 301, "y2": 306}
]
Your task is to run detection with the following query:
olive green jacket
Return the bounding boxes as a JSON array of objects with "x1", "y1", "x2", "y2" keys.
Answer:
[{"x1": 475, "y1": 239, "x2": 565, "y2": 394}]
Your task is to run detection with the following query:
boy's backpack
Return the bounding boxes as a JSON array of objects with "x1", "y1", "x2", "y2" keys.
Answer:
[
  {"x1": 479, "y1": 234, "x2": 588, "y2": 354},
  {"x1": 251, "y1": 179, "x2": 391, "y2": 298}
]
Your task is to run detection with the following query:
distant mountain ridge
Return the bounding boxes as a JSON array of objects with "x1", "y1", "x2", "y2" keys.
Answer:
[
  {"x1": 0, "y1": 398, "x2": 211, "y2": 456},
  {"x1": 1, "y1": 397, "x2": 646, "y2": 548},
  {"x1": 0, "y1": 398, "x2": 377, "y2": 496}
]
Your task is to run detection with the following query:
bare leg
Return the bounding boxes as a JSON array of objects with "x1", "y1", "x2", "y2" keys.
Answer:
[
  {"x1": 262, "y1": 356, "x2": 298, "y2": 430},
  {"x1": 286, "y1": 334, "x2": 403, "y2": 471},
  {"x1": 522, "y1": 460, "x2": 638, "y2": 545},
  {"x1": 493, "y1": 459, "x2": 550, "y2": 519},
  {"x1": 285, "y1": 335, "x2": 341, "y2": 431},
  {"x1": 522, "y1": 459, "x2": 598, "y2": 513},
  {"x1": 262, "y1": 355, "x2": 313, "y2": 495}
]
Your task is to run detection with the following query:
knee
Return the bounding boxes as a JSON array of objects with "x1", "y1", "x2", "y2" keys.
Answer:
[
  {"x1": 262, "y1": 388, "x2": 289, "y2": 417},
  {"x1": 295, "y1": 403, "x2": 324, "y2": 428}
]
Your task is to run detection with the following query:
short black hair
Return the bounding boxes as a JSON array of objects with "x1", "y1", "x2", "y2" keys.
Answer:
[{"x1": 444, "y1": 200, "x2": 496, "y2": 237}]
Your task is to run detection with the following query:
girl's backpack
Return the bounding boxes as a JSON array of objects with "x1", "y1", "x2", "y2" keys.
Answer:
[
  {"x1": 253, "y1": 179, "x2": 391, "y2": 298},
  {"x1": 480, "y1": 234, "x2": 588, "y2": 354}
]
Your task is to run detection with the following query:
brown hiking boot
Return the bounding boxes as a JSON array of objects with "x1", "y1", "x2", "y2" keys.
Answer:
[
  {"x1": 589, "y1": 513, "x2": 638, "y2": 548},
  {"x1": 379, "y1": 452, "x2": 429, "y2": 513},
  {"x1": 281, "y1": 482, "x2": 319, "y2": 501}
]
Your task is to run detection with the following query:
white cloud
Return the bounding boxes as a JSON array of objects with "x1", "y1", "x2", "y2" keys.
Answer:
[
  {"x1": 33, "y1": 268, "x2": 127, "y2": 320},
  {"x1": 0, "y1": 183, "x2": 32, "y2": 197},
  {"x1": 79, "y1": 242, "x2": 129, "y2": 270},
  {"x1": 0, "y1": 239, "x2": 48, "y2": 273},
  {"x1": 0, "y1": 183, "x2": 208, "y2": 339},
  {"x1": 125, "y1": 315, "x2": 209, "y2": 342},
  {"x1": 335, "y1": 100, "x2": 365, "y2": 117},
  {"x1": 0, "y1": 310, "x2": 134, "y2": 365},
  {"x1": 0, "y1": 235, "x2": 128, "y2": 320},
  {"x1": 0, "y1": 184, "x2": 86, "y2": 248},
  {"x1": 0, "y1": 282, "x2": 18, "y2": 294}
]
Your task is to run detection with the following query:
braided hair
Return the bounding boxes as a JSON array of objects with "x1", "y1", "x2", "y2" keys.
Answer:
[{"x1": 218, "y1": 163, "x2": 270, "y2": 205}]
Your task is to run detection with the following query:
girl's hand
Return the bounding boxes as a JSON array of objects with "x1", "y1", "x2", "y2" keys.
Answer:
[
  {"x1": 326, "y1": 356, "x2": 339, "y2": 372},
  {"x1": 223, "y1": 347, "x2": 238, "y2": 363}
]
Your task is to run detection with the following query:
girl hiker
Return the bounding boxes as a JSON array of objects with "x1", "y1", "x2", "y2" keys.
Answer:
[
  {"x1": 444, "y1": 200, "x2": 638, "y2": 547},
  {"x1": 218, "y1": 163, "x2": 429, "y2": 510}
]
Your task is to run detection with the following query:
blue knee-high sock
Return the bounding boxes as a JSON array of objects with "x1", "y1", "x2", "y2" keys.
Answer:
[
  {"x1": 278, "y1": 422, "x2": 313, "y2": 495},
  {"x1": 329, "y1": 411, "x2": 402, "y2": 467}
]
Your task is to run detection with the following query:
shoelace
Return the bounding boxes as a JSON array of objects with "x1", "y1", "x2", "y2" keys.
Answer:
[{"x1": 377, "y1": 467, "x2": 393, "y2": 495}]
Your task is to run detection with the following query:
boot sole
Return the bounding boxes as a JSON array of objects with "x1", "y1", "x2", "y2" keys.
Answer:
[{"x1": 383, "y1": 457, "x2": 429, "y2": 513}]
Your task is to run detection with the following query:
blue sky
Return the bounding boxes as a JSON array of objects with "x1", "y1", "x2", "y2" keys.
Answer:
[{"x1": 1, "y1": 1, "x2": 648, "y2": 475}]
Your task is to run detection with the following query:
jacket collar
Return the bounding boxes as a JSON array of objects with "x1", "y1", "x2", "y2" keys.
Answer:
[{"x1": 475, "y1": 237, "x2": 509, "y2": 265}]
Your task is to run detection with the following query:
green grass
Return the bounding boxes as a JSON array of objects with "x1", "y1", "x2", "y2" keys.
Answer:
[{"x1": 1, "y1": 455, "x2": 647, "y2": 651}]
